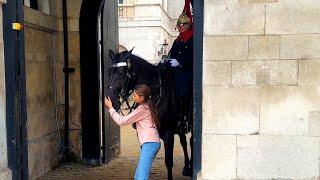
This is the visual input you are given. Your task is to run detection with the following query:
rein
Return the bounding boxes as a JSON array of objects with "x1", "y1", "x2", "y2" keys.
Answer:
[{"x1": 118, "y1": 68, "x2": 136, "y2": 115}]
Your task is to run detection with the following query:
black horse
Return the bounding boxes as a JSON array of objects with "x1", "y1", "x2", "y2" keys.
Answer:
[{"x1": 106, "y1": 49, "x2": 193, "y2": 179}]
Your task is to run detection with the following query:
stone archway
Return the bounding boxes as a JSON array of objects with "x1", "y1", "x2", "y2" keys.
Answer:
[{"x1": 79, "y1": 0, "x2": 119, "y2": 165}]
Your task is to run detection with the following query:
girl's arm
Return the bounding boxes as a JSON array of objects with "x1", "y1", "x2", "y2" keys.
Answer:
[{"x1": 108, "y1": 106, "x2": 146, "y2": 126}]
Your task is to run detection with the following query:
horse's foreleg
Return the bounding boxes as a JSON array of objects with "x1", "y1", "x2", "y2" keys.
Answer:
[
  {"x1": 178, "y1": 133, "x2": 191, "y2": 176},
  {"x1": 162, "y1": 131, "x2": 174, "y2": 180}
]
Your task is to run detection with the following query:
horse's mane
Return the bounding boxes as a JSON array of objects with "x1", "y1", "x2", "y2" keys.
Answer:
[{"x1": 128, "y1": 54, "x2": 156, "y2": 70}]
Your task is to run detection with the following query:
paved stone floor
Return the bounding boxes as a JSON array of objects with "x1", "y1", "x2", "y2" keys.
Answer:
[
  {"x1": 38, "y1": 156, "x2": 192, "y2": 180},
  {"x1": 39, "y1": 126, "x2": 193, "y2": 180}
]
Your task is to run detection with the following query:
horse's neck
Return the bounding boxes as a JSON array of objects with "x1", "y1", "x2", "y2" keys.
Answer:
[{"x1": 131, "y1": 55, "x2": 158, "y2": 86}]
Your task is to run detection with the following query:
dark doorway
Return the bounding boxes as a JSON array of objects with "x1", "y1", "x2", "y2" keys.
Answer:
[
  {"x1": 29, "y1": 0, "x2": 38, "y2": 10},
  {"x1": 80, "y1": 0, "x2": 119, "y2": 165},
  {"x1": 3, "y1": 0, "x2": 29, "y2": 179},
  {"x1": 80, "y1": 0, "x2": 104, "y2": 165}
]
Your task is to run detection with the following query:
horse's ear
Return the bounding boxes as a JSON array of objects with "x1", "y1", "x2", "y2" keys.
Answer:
[
  {"x1": 128, "y1": 47, "x2": 134, "y2": 54},
  {"x1": 109, "y1": 49, "x2": 116, "y2": 60},
  {"x1": 120, "y1": 48, "x2": 134, "y2": 62}
]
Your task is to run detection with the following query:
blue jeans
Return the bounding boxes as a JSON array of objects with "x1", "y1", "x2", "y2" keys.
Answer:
[{"x1": 134, "y1": 142, "x2": 161, "y2": 180}]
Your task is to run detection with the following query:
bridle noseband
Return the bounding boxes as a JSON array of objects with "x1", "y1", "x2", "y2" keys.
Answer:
[{"x1": 110, "y1": 62, "x2": 127, "y2": 68}]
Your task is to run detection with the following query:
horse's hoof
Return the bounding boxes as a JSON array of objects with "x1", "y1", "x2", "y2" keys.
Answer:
[{"x1": 182, "y1": 166, "x2": 192, "y2": 176}]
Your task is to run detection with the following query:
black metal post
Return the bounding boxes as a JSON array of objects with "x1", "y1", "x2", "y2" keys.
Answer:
[
  {"x1": 192, "y1": 0, "x2": 204, "y2": 179},
  {"x1": 3, "y1": 0, "x2": 29, "y2": 179},
  {"x1": 62, "y1": 0, "x2": 72, "y2": 156}
]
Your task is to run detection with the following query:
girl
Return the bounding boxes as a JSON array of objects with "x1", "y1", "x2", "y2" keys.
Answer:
[{"x1": 104, "y1": 84, "x2": 161, "y2": 180}]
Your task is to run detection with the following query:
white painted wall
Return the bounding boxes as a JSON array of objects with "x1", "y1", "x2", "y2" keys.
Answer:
[
  {"x1": 167, "y1": 0, "x2": 184, "y2": 19},
  {"x1": 119, "y1": 26, "x2": 173, "y2": 64},
  {"x1": 119, "y1": 2, "x2": 178, "y2": 63}
]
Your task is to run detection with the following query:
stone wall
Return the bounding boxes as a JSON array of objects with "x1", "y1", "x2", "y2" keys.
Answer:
[
  {"x1": 24, "y1": 7, "x2": 59, "y2": 179},
  {"x1": 202, "y1": 0, "x2": 320, "y2": 179},
  {"x1": 119, "y1": 27, "x2": 173, "y2": 63},
  {"x1": 167, "y1": 0, "x2": 184, "y2": 20},
  {"x1": 24, "y1": 0, "x2": 83, "y2": 178},
  {"x1": 0, "y1": 1, "x2": 12, "y2": 179},
  {"x1": 119, "y1": 3, "x2": 178, "y2": 63},
  {"x1": 54, "y1": 0, "x2": 83, "y2": 158}
]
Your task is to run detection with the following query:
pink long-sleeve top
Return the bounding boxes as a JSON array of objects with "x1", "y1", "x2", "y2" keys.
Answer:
[{"x1": 108, "y1": 104, "x2": 160, "y2": 145}]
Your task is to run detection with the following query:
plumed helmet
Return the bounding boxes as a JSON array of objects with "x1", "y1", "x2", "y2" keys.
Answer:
[{"x1": 176, "y1": 11, "x2": 191, "y2": 27}]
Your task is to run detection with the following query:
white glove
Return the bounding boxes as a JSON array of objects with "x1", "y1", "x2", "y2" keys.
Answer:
[{"x1": 169, "y1": 59, "x2": 180, "y2": 67}]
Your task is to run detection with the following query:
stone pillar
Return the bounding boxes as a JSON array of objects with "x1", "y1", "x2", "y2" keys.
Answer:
[
  {"x1": 0, "y1": 1, "x2": 12, "y2": 180},
  {"x1": 202, "y1": 0, "x2": 320, "y2": 179}
]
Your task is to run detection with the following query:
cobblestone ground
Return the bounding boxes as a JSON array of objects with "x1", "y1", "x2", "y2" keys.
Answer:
[
  {"x1": 39, "y1": 156, "x2": 192, "y2": 180},
  {"x1": 39, "y1": 126, "x2": 192, "y2": 180}
]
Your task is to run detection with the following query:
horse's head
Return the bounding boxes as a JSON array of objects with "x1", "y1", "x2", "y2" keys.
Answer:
[{"x1": 107, "y1": 49, "x2": 136, "y2": 110}]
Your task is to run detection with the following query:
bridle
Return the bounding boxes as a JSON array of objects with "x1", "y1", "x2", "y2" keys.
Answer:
[
  {"x1": 108, "y1": 53, "x2": 165, "y2": 115},
  {"x1": 108, "y1": 60, "x2": 137, "y2": 115}
]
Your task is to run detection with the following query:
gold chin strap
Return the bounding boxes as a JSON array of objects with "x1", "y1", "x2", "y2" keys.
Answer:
[{"x1": 127, "y1": 59, "x2": 132, "y2": 69}]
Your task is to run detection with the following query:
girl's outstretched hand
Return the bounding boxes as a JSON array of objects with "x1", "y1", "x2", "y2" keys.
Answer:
[{"x1": 104, "y1": 97, "x2": 113, "y2": 109}]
